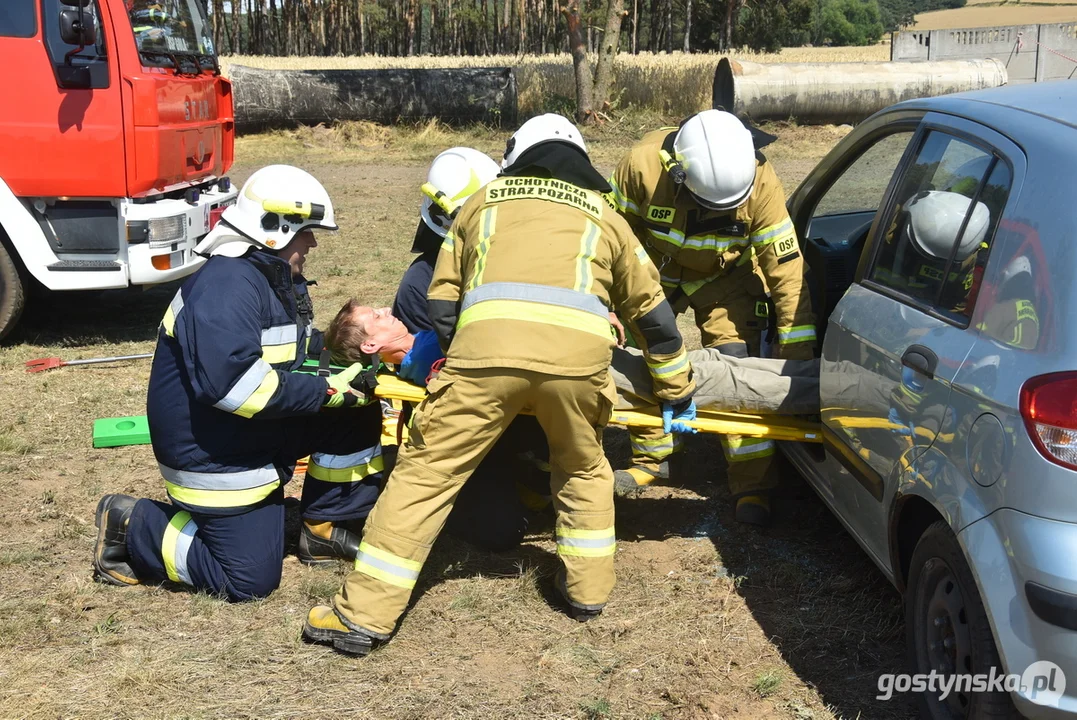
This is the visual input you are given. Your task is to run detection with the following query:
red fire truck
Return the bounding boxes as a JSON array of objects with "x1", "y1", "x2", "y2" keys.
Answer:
[{"x1": 0, "y1": 0, "x2": 236, "y2": 340}]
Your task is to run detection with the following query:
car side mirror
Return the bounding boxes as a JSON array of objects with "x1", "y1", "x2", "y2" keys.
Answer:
[{"x1": 60, "y1": 8, "x2": 96, "y2": 46}]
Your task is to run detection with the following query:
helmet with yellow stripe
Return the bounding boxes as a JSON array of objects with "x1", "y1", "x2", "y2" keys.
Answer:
[
  {"x1": 419, "y1": 147, "x2": 500, "y2": 238},
  {"x1": 195, "y1": 165, "x2": 338, "y2": 258}
]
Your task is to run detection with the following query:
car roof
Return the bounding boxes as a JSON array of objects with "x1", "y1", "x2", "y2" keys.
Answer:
[{"x1": 891, "y1": 80, "x2": 1077, "y2": 131}]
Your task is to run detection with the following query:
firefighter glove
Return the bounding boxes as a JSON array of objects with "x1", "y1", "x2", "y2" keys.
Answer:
[
  {"x1": 398, "y1": 330, "x2": 444, "y2": 386},
  {"x1": 323, "y1": 362, "x2": 372, "y2": 408},
  {"x1": 662, "y1": 398, "x2": 698, "y2": 434}
]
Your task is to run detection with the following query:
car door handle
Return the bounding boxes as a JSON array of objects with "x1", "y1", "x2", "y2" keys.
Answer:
[{"x1": 901, "y1": 344, "x2": 938, "y2": 380}]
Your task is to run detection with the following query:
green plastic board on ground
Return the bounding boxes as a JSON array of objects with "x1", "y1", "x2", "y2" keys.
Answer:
[
  {"x1": 91, "y1": 361, "x2": 362, "y2": 449},
  {"x1": 93, "y1": 416, "x2": 151, "y2": 448}
]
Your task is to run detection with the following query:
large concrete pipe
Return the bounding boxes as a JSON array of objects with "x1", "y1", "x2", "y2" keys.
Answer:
[
  {"x1": 712, "y1": 57, "x2": 1008, "y2": 125},
  {"x1": 230, "y1": 65, "x2": 518, "y2": 133}
]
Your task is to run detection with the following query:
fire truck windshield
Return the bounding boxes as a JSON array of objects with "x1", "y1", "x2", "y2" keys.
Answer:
[{"x1": 128, "y1": 0, "x2": 215, "y2": 64}]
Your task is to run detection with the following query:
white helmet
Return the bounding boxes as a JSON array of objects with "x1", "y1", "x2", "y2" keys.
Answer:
[
  {"x1": 672, "y1": 109, "x2": 757, "y2": 211},
  {"x1": 419, "y1": 147, "x2": 500, "y2": 238},
  {"x1": 195, "y1": 165, "x2": 337, "y2": 258},
  {"x1": 905, "y1": 190, "x2": 990, "y2": 263},
  {"x1": 502, "y1": 113, "x2": 587, "y2": 170}
]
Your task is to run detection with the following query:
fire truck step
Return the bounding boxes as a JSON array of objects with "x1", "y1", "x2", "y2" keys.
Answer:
[{"x1": 48, "y1": 260, "x2": 122, "y2": 272}]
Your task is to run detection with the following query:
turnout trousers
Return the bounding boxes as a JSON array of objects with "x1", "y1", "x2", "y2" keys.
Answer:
[
  {"x1": 126, "y1": 405, "x2": 384, "y2": 602},
  {"x1": 333, "y1": 364, "x2": 619, "y2": 638},
  {"x1": 627, "y1": 269, "x2": 785, "y2": 497}
]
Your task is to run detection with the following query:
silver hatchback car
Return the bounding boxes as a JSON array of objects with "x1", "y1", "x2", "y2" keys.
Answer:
[{"x1": 779, "y1": 80, "x2": 1077, "y2": 719}]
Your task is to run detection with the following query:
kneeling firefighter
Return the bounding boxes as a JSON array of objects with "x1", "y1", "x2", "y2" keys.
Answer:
[
  {"x1": 608, "y1": 109, "x2": 818, "y2": 526},
  {"x1": 303, "y1": 113, "x2": 697, "y2": 656},
  {"x1": 92, "y1": 165, "x2": 385, "y2": 601}
]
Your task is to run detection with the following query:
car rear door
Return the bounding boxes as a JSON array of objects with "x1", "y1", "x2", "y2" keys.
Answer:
[{"x1": 819, "y1": 117, "x2": 1018, "y2": 563}]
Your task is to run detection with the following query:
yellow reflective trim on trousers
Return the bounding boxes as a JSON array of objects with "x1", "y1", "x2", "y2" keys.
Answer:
[
  {"x1": 162, "y1": 511, "x2": 192, "y2": 583},
  {"x1": 467, "y1": 207, "x2": 497, "y2": 291},
  {"x1": 306, "y1": 455, "x2": 385, "y2": 483},
  {"x1": 574, "y1": 220, "x2": 600, "y2": 294},
  {"x1": 723, "y1": 436, "x2": 775, "y2": 462},
  {"x1": 441, "y1": 231, "x2": 455, "y2": 253},
  {"x1": 165, "y1": 479, "x2": 280, "y2": 508},
  {"x1": 234, "y1": 371, "x2": 280, "y2": 419},
  {"x1": 647, "y1": 349, "x2": 689, "y2": 379},
  {"x1": 556, "y1": 526, "x2": 617, "y2": 557},
  {"x1": 457, "y1": 299, "x2": 612, "y2": 340},
  {"x1": 354, "y1": 541, "x2": 421, "y2": 589},
  {"x1": 261, "y1": 343, "x2": 297, "y2": 365}
]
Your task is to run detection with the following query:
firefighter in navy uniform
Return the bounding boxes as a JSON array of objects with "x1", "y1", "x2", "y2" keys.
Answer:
[
  {"x1": 303, "y1": 114, "x2": 697, "y2": 656},
  {"x1": 92, "y1": 165, "x2": 385, "y2": 601},
  {"x1": 608, "y1": 109, "x2": 817, "y2": 525}
]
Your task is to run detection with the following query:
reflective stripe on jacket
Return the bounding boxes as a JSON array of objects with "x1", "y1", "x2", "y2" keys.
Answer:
[{"x1": 428, "y1": 175, "x2": 695, "y2": 402}]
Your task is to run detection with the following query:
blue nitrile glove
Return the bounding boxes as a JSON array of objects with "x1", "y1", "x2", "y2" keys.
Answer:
[
  {"x1": 398, "y1": 330, "x2": 444, "y2": 385},
  {"x1": 887, "y1": 407, "x2": 913, "y2": 437},
  {"x1": 662, "y1": 398, "x2": 698, "y2": 434}
]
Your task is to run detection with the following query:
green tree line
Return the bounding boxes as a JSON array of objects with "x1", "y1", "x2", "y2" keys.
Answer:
[{"x1": 204, "y1": 0, "x2": 964, "y2": 57}]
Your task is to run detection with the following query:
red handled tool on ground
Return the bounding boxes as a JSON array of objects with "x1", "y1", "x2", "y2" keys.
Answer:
[{"x1": 25, "y1": 353, "x2": 153, "y2": 373}]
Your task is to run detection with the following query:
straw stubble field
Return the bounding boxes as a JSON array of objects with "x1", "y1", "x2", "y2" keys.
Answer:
[{"x1": 0, "y1": 119, "x2": 919, "y2": 719}]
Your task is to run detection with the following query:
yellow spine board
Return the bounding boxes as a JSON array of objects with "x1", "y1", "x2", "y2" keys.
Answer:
[{"x1": 373, "y1": 374, "x2": 822, "y2": 443}]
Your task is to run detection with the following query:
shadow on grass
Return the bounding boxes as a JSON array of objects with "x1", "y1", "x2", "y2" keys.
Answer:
[
  {"x1": 610, "y1": 429, "x2": 920, "y2": 719},
  {"x1": 9, "y1": 281, "x2": 181, "y2": 347}
]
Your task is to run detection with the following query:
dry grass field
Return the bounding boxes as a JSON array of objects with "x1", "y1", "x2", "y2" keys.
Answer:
[
  {"x1": 0, "y1": 119, "x2": 928, "y2": 719},
  {"x1": 221, "y1": 48, "x2": 892, "y2": 117},
  {"x1": 912, "y1": 3, "x2": 1077, "y2": 28}
]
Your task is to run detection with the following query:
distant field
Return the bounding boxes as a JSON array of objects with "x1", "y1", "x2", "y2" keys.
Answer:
[
  {"x1": 221, "y1": 47, "x2": 891, "y2": 117},
  {"x1": 912, "y1": 3, "x2": 1077, "y2": 28}
]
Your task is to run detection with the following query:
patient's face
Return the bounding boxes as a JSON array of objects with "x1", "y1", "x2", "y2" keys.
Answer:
[{"x1": 356, "y1": 306, "x2": 412, "y2": 363}]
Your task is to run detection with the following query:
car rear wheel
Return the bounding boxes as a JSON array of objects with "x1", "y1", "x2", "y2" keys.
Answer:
[
  {"x1": 0, "y1": 239, "x2": 25, "y2": 343},
  {"x1": 906, "y1": 520, "x2": 1020, "y2": 719}
]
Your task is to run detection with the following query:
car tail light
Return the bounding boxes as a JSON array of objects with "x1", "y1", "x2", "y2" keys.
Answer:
[{"x1": 1020, "y1": 372, "x2": 1077, "y2": 470}]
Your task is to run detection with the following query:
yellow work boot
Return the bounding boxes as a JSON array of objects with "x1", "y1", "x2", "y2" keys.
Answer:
[
  {"x1": 298, "y1": 520, "x2": 361, "y2": 566},
  {"x1": 613, "y1": 461, "x2": 669, "y2": 498},
  {"x1": 735, "y1": 495, "x2": 771, "y2": 527},
  {"x1": 92, "y1": 494, "x2": 140, "y2": 587},
  {"x1": 303, "y1": 605, "x2": 374, "y2": 657}
]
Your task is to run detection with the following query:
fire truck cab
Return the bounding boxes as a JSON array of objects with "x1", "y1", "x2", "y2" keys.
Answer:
[{"x1": 0, "y1": 0, "x2": 237, "y2": 340}]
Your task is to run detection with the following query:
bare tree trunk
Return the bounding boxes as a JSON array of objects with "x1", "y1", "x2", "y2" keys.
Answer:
[
  {"x1": 591, "y1": 0, "x2": 624, "y2": 114},
  {"x1": 631, "y1": 0, "x2": 638, "y2": 53},
  {"x1": 648, "y1": 0, "x2": 658, "y2": 50},
  {"x1": 359, "y1": 0, "x2": 366, "y2": 54},
  {"x1": 683, "y1": 0, "x2": 691, "y2": 51},
  {"x1": 503, "y1": 0, "x2": 511, "y2": 52},
  {"x1": 518, "y1": 0, "x2": 526, "y2": 52},
  {"x1": 723, "y1": 0, "x2": 737, "y2": 50},
  {"x1": 663, "y1": 0, "x2": 672, "y2": 53},
  {"x1": 562, "y1": 1, "x2": 594, "y2": 123},
  {"x1": 406, "y1": 0, "x2": 417, "y2": 55}
]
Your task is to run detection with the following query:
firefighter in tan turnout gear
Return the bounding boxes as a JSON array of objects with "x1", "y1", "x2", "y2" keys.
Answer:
[
  {"x1": 609, "y1": 108, "x2": 818, "y2": 526},
  {"x1": 303, "y1": 113, "x2": 697, "y2": 656}
]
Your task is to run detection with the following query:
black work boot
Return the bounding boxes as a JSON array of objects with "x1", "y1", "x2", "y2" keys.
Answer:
[
  {"x1": 613, "y1": 460, "x2": 670, "y2": 498},
  {"x1": 303, "y1": 606, "x2": 376, "y2": 657},
  {"x1": 93, "y1": 494, "x2": 140, "y2": 586},
  {"x1": 555, "y1": 569, "x2": 604, "y2": 623},
  {"x1": 298, "y1": 520, "x2": 361, "y2": 566}
]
